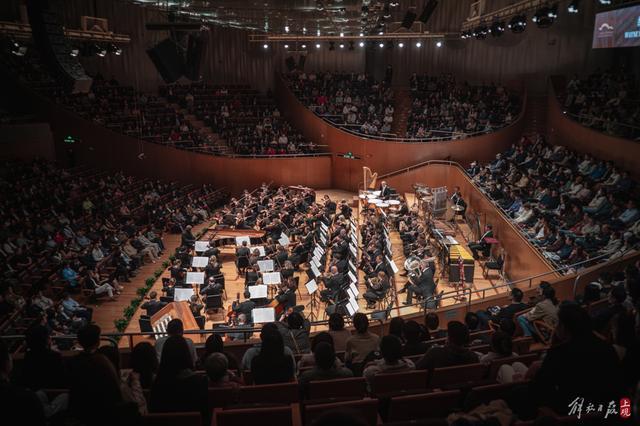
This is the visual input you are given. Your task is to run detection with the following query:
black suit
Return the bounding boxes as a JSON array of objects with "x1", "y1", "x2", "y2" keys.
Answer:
[
  {"x1": 276, "y1": 289, "x2": 297, "y2": 312},
  {"x1": 469, "y1": 230, "x2": 493, "y2": 259},
  {"x1": 405, "y1": 267, "x2": 436, "y2": 306},
  {"x1": 141, "y1": 299, "x2": 166, "y2": 316},
  {"x1": 181, "y1": 231, "x2": 196, "y2": 247},
  {"x1": 321, "y1": 274, "x2": 344, "y2": 301}
]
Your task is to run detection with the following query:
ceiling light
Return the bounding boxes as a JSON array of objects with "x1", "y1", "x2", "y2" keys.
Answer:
[
  {"x1": 508, "y1": 14, "x2": 527, "y2": 34},
  {"x1": 301, "y1": 44, "x2": 307, "y2": 48},
  {"x1": 315, "y1": 43, "x2": 321, "y2": 49},
  {"x1": 359, "y1": 32, "x2": 364, "y2": 37},
  {"x1": 95, "y1": 44, "x2": 107, "y2": 57},
  {"x1": 490, "y1": 21, "x2": 505, "y2": 37},
  {"x1": 379, "y1": 31, "x2": 384, "y2": 35},
  {"x1": 416, "y1": 41, "x2": 422, "y2": 47},
  {"x1": 436, "y1": 41, "x2": 442, "y2": 48},
  {"x1": 285, "y1": 25, "x2": 290, "y2": 33},
  {"x1": 317, "y1": 29, "x2": 321, "y2": 36},
  {"x1": 284, "y1": 44, "x2": 289, "y2": 49},
  {"x1": 70, "y1": 47, "x2": 79, "y2": 57},
  {"x1": 398, "y1": 42, "x2": 404, "y2": 48},
  {"x1": 339, "y1": 43, "x2": 345, "y2": 49},
  {"x1": 359, "y1": 41, "x2": 365, "y2": 47},
  {"x1": 263, "y1": 44, "x2": 268, "y2": 49},
  {"x1": 474, "y1": 25, "x2": 488, "y2": 39},
  {"x1": 340, "y1": 32, "x2": 344, "y2": 37},
  {"x1": 107, "y1": 43, "x2": 122, "y2": 56},
  {"x1": 567, "y1": 0, "x2": 580, "y2": 13},
  {"x1": 532, "y1": 4, "x2": 557, "y2": 28},
  {"x1": 303, "y1": 27, "x2": 307, "y2": 34},
  {"x1": 379, "y1": 42, "x2": 384, "y2": 48}
]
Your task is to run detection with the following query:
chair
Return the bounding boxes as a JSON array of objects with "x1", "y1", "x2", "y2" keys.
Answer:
[
  {"x1": 512, "y1": 337, "x2": 533, "y2": 355},
  {"x1": 532, "y1": 320, "x2": 555, "y2": 345},
  {"x1": 464, "y1": 381, "x2": 530, "y2": 411},
  {"x1": 387, "y1": 390, "x2": 462, "y2": 422},
  {"x1": 428, "y1": 363, "x2": 488, "y2": 388},
  {"x1": 194, "y1": 315, "x2": 206, "y2": 330},
  {"x1": 212, "y1": 404, "x2": 300, "y2": 426},
  {"x1": 487, "y1": 353, "x2": 539, "y2": 380},
  {"x1": 308, "y1": 377, "x2": 367, "y2": 401},
  {"x1": 370, "y1": 370, "x2": 429, "y2": 397},
  {"x1": 139, "y1": 315, "x2": 153, "y2": 333},
  {"x1": 208, "y1": 386, "x2": 237, "y2": 408},
  {"x1": 206, "y1": 294, "x2": 223, "y2": 310},
  {"x1": 482, "y1": 252, "x2": 505, "y2": 280},
  {"x1": 304, "y1": 399, "x2": 380, "y2": 426},
  {"x1": 142, "y1": 412, "x2": 201, "y2": 426},
  {"x1": 238, "y1": 382, "x2": 300, "y2": 405}
]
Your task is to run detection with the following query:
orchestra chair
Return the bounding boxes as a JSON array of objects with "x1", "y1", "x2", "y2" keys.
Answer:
[
  {"x1": 237, "y1": 382, "x2": 300, "y2": 405},
  {"x1": 482, "y1": 252, "x2": 506, "y2": 281},
  {"x1": 205, "y1": 294, "x2": 223, "y2": 310},
  {"x1": 370, "y1": 369, "x2": 429, "y2": 397},
  {"x1": 428, "y1": 363, "x2": 488, "y2": 389},
  {"x1": 303, "y1": 398, "x2": 381, "y2": 426},
  {"x1": 463, "y1": 381, "x2": 530, "y2": 411},
  {"x1": 386, "y1": 390, "x2": 462, "y2": 422},
  {"x1": 212, "y1": 273, "x2": 227, "y2": 300},
  {"x1": 487, "y1": 353, "x2": 539, "y2": 381},
  {"x1": 212, "y1": 404, "x2": 301, "y2": 426},
  {"x1": 307, "y1": 377, "x2": 367, "y2": 401},
  {"x1": 142, "y1": 412, "x2": 201, "y2": 426},
  {"x1": 139, "y1": 315, "x2": 153, "y2": 333}
]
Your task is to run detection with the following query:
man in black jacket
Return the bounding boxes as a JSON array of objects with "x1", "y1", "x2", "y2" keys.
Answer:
[
  {"x1": 468, "y1": 224, "x2": 494, "y2": 259},
  {"x1": 141, "y1": 291, "x2": 167, "y2": 316}
]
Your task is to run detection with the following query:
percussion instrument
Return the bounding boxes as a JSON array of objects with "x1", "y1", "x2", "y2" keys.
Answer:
[{"x1": 451, "y1": 205, "x2": 465, "y2": 212}]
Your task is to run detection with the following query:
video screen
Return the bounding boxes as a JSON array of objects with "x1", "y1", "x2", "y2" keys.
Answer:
[{"x1": 592, "y1": 4, "x2": 640, "y2": 48}]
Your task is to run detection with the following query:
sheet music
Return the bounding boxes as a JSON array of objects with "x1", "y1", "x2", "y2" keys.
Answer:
[
  {"x1": 248, "y1": 285, "x2": 268, "y2": 299},
  {"x1": 310, "y1": 262, "x2": 321, "y2": 278},
  {"x1": 348, "y1": 260, "x2": 356, "y2": 272},
  {"x1": 305, "y1": 279, "x2": 318, "y2": 295},
  {"x1": 347, "y1": 287, "x2": 358, "y2": 300},
  {"x1": 185, "y1": 272, "x2": 205, "y2": 285},
  {"x1": 320, "y1": 222, "x2": 328, "y2": 231},
  {"x1": 191, "y1": 256, "x2": 209, "y2": 268},
  {"x1": 173, "y1": 288, "x2": 194, "y2": 302},
  {"x1": 446, "y1": 236, "x2": 459, "y2": 245},
  {"x1": 347, "y1": 297, "x2": 359, "y2": 315},
  {"x1": 262, "y1": 272, "x2": 282, "y2": 285},
  {"x1": 194, "y1": 241, "x2": 209, "y2": 252},
  {"x1": 235, "y1": 236, "x2": 251, "y2": 247},
  {"x1": 348, "y1": 270, "x2": 357, "y2": 284},
  {"x1": 351, "y1": 233, "x2": 357, "y2": 244},
  {"x1": 349, "y1": 245, "x2": 357, "y2": 258},
  {"x1": 251, "y1": 246, "x2": 266, "y2": 257},
  {"x1": 252, "y1": 307, "x2": 275, "y2": 323},
  {"x1": 320, "y1": 233, "x2": 327, "y2": 244},
  {"x1": 312, "y1": 255, "x2": 321, "y2": 268},
  {"x1": 278, "y1": 233, "x2": 290, "y2": 247},
  {"x1": 346, "y1": 302, "x2": 357, "y2": 316},
  {"x1": 349, "y1": 282, "x2": 359, "y2": 297},
  {"x1": 257, "y1": 260, "x2": 274, "y2": 272}
]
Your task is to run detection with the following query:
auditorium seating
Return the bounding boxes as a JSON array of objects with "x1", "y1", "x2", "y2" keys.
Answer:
[{"x1": 407, "y1": 74, "x2": 521, "y2": 140}]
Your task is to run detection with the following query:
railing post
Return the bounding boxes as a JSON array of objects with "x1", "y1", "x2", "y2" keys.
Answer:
[{"x1": 128, "y1": 334, "x2": 134, "y2": 351}]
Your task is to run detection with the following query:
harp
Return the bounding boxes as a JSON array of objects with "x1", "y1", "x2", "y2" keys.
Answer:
[{"x1": 363, "y1": 167, "x2": 378, "y2": 190}]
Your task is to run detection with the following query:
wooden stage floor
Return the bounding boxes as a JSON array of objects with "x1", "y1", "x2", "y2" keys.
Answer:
[{"x1": 119, "y1": 188, "x2": 508, "y2": 346}]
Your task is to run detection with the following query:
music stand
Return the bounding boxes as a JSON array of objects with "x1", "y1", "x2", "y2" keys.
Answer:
[{"x1": 304, "y1": 279, "x2": 320, "y2": 321}]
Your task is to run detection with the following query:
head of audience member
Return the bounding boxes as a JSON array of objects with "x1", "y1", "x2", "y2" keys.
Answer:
[
  {"x1": 77, "y1": 324, "x2": 101, "y2": 353},
  {"x1": 311, "y1": 332, "x2": 334, "y2": 353},
  {"x1": 353, "y1": 313, "x2": 369, "y2": 335},
  {"x1": 542, "y1": 286, "x2": 558, "y2": 305},
  {"x1": 157, "y1": 335, "x2": 194, "y2": 380},
  {"x1": 205, "y1": 352, "x2": 229, "y2": 384},
  {"x1": 380, "y1": 335, "x2": 403, "y2": 365},
  {"x1": 204, "y1": 333, "x2": 224, "y2": 358},
  {"x1": 97, "y1": 345, "x2": 122, "y2": 376},
  {"x1": 554, "y1": 303, "x2": 592, "y2": 343},
  {"x1": 464, "y1": 312, "x2": 481, "y2": 332},
  {"x1": 403, "y1": 320, "x2": 424, "y2": 344},
  {"x1": 131, "y1": 342, "x2": 158, "y2": 388},
  {"x1": 498, "y1": 318, "x2": 516, "y2": 337},
  {"x1": 425, "y1": 312, "x2": 440, "y2": 332},
  {"x1": 490, "y1": 331, "x2": 513, "y2": 357},
  {"x1": 166, "y1": 319, "x2": 184, "y2": 337},
  {"x1": 328, "y1": 312, "x2": 345, "y2": 332},
  {"x1": 511, "y1": 288, "x2": 524, "y2": 303},
  {"x1": 287, "y1": 311, "x2": 304, "y2": 330},
  {"x1": 388, "y1": 317, "x2": 405, "y2": 341},
  {"x1": 609, "y1": 285, "x2": 627, "y2": 306},
  {"x1": 447, "y1": 321, "x2": 469, "y2": 347},
  {"x1": 259, "y1": 323, "x2": 286, "y2": 359}
]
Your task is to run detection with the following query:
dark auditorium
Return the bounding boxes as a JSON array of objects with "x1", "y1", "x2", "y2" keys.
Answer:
[{"x1": 1, "y1": 0, "x2": 640, "y2": 425}]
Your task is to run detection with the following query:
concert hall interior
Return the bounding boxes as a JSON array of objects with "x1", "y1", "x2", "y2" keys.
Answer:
[{"x1": 1, "y1": 1, "x2": 639, "y2": 425}]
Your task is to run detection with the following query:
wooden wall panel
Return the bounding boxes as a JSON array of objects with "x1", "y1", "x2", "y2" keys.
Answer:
[
  {"x1": 547, "y1": 78, "x2": 640, "y2": 177},
  {"x1": 0, "y1": 122, "x2": 55, "y2": 161},
  {"x1": 275, "y1": 74, "x2": 526, "y2": 191},
  {"x1": 383, "y1": 163, "x2": 555, "y2": 284}
]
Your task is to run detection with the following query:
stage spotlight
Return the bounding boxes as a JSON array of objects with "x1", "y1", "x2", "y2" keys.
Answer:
[
  {"x1": 107, "y1": 43, "x2": 122, "y2": 56},
  {"x1": 340, "y1": 32, "x2": 344, "y2": 37},
  {"x1": 474, "y1": 25, "x2": 488, "y2": 39},
  {"x1": 532, "y1": 4, "x2": 557, "y2": 28},
  {"x1": 303, "y1": 27, "x2": 307, "y2": 34},
  {"x1": 317, "y1": 29, "x2": 321, "y2": 36},
  {"x1": 9, "y1": 38, "x2": 27, "y2": 56},
  {"x1": 489, "y1": 21, "x2": 505, "y2": 37},
  {"x1": 378, "y1": 42, "x2": 384, "y2": 48},
  {"x1": 398, "y1": 42, "x2": 404, "y2": 48},
  {"x1": 285, "y1": 25, "x2": 290, "y2": 33},
  {"x1": 315, "y1": 43, "x2": 321, "y2": 49},
  {"x1": 568, "y1": 0, "x2": 580, "y2": 13},
  {"x1": 348, "y1": 41, "x2": 355, "y2": 50},
  {"x1": 415, "y1": 41, "x2": 422, "y2": 47},
  {"x1": 263, "y1": 44, "x2": 268, "y2": 49},
  {"x1": 284, "y1": 44, "x2": 289, "y2": 49},
  {"x1": 359, "y1": 41, "x2": 365, "y2": 47},
  {"x1": 436, "y1": 40, "x2": 442, "y2": 48},
  {"x1": 599, "y1": 0, "x2": 611, "y2": 4},
  {"x1": 359, "y1": 32, "x2": 364, "y2": 36},
  {"x1": 95, "y1": 43, "x2": 107, "y2": 57},
  {"x1": 378, "y1": 31, "x2": 384, "y2": 35},
  {"x1": 339, "y1": 43, "x2": 345, "y2": 49},
  {"x1": 70, "y1": 47, "x2": 80, "y2": 57},
  {"x1": 301, "y1": 43, "x2": 307, "y2": 48},
  {"x1": 508, "y1": 14, "x2": 527, "y2": 33}
]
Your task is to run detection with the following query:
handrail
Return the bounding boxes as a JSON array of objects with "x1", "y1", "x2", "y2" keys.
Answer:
[{"x1": 561, "y1": 111, "x2": 640, "y2": 139}]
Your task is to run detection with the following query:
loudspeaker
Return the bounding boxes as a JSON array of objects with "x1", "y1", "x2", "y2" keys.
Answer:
[
  {"x1": 419, "y1": 0, "x2": 438, "y2": 23},
  {"x1": 184, "y1": 33, "x2": 205, "y2": 81},
  {"x1": 146, "y1": 38, "x2": 184, "y2": 83},
  {"x1": 401, "y1": 10, "x2": 417, "y2": 29},
  {"x1": 285, "y1": 56, "x2": 296, "y2": 72},
  {"x1": 26, "y1": 0, "x2": 92, "y2": 93},
  {"x1": 297, "y1": 54, "x2": 306, "y2": 70}
]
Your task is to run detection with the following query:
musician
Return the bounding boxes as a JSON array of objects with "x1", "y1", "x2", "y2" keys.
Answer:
[
  {"x1": 320, "y1": 265, "x2": 344, "y2": 301},
  {"x1": 188, "y1": 294, "x2": 204, "y2": 318},
  {"x1": 245, "y1": 265, "x2": 259, "y2": 287},
  {"x1": 468, "y1": 224, "x2": 494, "y2": 259},
  {"x1": 275, "y1": 279, "x2": 297, "y2": 313},
  {"x1": 339, "y1": 199, "x2": 352, "y2": 219},
  {"x1": 363, "y1": 271, "x2": 390, "y2": 309},
  {"x1": 401, "y1": 260, "x2": 436, "y2": 306},
  {"x1": 332, "y1": 253, "x2": 349, "y2": 274},
  {"x1": 233, "y1": 294, "x2": 257, "y2": 323},
  {"x1": 141, "y1": 291, "x2": 166, "y2": 316},
  {"x1": 451, "y1": 187, "x2": 467, "y2": 216},
  {"x1": 378, "y1": 181, "x2": 392, "y2": 200},
  {"x1": 323, "y1": 195, "x2": 337, "y2": 215},
  {"x1": 369, "y1": 254, "x2": 388, "y2": 278},
  {"x1": 161, "y1": 277, "x2": 177, "y2": 298},
  {"x1": 204, "y1": 255, "x2": 223, "y2": 279},
  {"x1": 200, "y1": 276, "x2": 223, "y2": 297},
  {"x1": 203, "y1": 241, "x2": 220, "y2": 258},
  {"x1": 281, "y1": 260, "x2": 295, "y2": 280},
  {"x1": 235, "y1": 240, "x2": 250, "y2": 259},
  {"x1": 274, "y1": 245, "x2": 289, "y2": 268}
]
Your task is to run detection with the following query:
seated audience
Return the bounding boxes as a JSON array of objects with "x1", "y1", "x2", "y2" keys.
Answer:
[{"x1": 416, "y1": 321, "x2": 479, "y2": 370}]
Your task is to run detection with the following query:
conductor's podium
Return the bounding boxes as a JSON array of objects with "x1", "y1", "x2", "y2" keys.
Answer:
[
  {"x1": 150, "y1": 301, "x2": 199, "y2": 338},
  {"x1": 449, "y1": 245, "x2": 475, "y2": 284}
]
